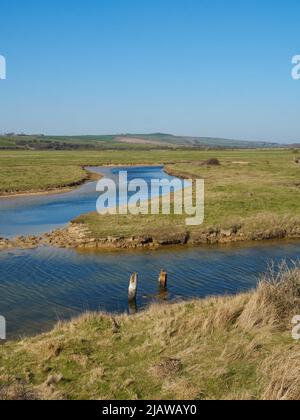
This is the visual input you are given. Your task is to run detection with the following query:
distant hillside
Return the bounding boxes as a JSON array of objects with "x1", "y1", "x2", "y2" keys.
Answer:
[
  {"x1": 121, "y1": 133, "x2": 284, "y2": 149},
  {"x1": 0, "y1": 133, "x2": 291, "y2": 151}
]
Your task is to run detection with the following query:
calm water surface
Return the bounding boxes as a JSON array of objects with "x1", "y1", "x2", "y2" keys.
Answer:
[{"x1": 0, "y1": 242, "x2": 299, "y2": 339}]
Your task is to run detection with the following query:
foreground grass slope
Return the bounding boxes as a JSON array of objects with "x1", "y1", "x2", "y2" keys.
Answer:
[{"x1": 1, "y1": 265, "x2": 300, "y2": 400}]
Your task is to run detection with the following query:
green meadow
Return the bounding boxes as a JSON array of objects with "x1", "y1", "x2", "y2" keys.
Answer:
[{"x1": 1, "y1": 149, "x2": 299, "y2": 239}]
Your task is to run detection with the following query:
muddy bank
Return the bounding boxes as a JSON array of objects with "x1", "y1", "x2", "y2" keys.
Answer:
[{"x1": 1, "y1": 222, "x2": 300, "y2": 252}]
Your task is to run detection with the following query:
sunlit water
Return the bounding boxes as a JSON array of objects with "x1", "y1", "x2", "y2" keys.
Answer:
[
  {"x1": 0, "y1": 166, "x2": 299, "y2": 340},
  {"x1": 0, "y1": 166, "x2": 180, "y2": 238}
]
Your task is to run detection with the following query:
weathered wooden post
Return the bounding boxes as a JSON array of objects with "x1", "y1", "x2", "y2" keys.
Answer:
[
  {"x1": 128, "y1": 272, "x2": 138, "y2": 301},
  {"x1": 158, "y1": 269, "x2": 168, "y2": 289}
]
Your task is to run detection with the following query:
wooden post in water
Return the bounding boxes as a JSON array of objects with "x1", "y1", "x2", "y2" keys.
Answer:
[
  {"x1": 128, "y1": 298, "x2": 138, "y2": 315},
  {"x1": 128, "y1": 272, "x2": 138, "y2": 301},
  {"x1": 159, "y1": 269, "x2": 168, "y2": 289}
]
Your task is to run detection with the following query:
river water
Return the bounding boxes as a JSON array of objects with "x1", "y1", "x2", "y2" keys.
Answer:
[{"x1": 0, "y1": 166, "x2": 299, "y2": 339}]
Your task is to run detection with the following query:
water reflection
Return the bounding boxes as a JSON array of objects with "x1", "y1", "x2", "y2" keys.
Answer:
[
  {"x1": 157, "y1": 286, "x2": 169, "y2": 303},
  {"x1": 128, "y1": 298, "x2": 138, "y2": 315}
]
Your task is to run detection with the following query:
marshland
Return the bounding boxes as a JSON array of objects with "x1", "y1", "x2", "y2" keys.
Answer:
[{"x1": 1, "y1": 147, "x2": 300, "y2": 400}]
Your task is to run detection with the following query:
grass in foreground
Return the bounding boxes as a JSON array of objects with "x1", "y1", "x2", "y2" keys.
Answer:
[{"x1": 1, "y1": 265, "x2": 300, "y2": 400}]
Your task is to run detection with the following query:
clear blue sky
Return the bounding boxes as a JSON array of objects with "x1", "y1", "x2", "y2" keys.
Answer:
[{"x1": 0, "y1": 0, "x2": 299, "y2": 142}]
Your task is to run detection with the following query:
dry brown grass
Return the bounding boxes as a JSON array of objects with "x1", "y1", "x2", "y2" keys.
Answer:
[
  {"x1": 0, "y1": 375, "x2": 38, "y2": 400},
  {"x1": 239, "y1": 263, "x2": 300, "y2": 330}
]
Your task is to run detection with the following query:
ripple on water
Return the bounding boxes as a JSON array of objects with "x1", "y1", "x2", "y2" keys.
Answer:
[{"x1": 0, "y1": 242, "x2": 300, "y2": 339}]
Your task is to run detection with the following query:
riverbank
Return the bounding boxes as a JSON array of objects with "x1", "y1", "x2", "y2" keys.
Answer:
[
  {"x1": 0, "y1": 265, "x2": 299, "y2": 400},
  {"x1": 1, "y1": 212, "x2": 300, "y2": 251},
  {"x1": 72, "y1": 212, "x2": 300, "y2": 250}
]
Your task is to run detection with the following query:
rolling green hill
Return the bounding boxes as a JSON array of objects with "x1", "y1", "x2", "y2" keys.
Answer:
[
  {"x1": 0, "y1": 133, "x2": 290, "y2": 151},
  {"x1": 123, "y1": 133, "x2": 284, "y2": 148}
]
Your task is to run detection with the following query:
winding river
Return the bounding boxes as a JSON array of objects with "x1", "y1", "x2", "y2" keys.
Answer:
[
  {"x1": 0, "y1": 166, "x2": 299, "y2": 339},
  {"x1": 0, "y1": 166, "x2": 179, "y2": 238}
]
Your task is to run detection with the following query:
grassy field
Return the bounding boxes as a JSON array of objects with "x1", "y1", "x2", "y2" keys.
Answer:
[
  {"x1": 71, "y1": 148, "x2": 300, "y2": 241},
  {"x1": 0, "y1": 150, "x2": 171, "y2": 194},
  {"x1": 1, "y1": 149, "x2": 299, "y2": 240},
  {"x1": 1, "y1": 265, "x2": 299, "y2": 400},
  {"x1": 0, "y1": 149, "x2": 188, "y2": 194}
]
